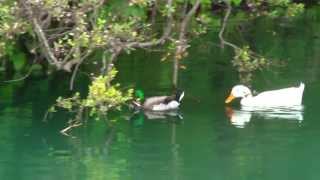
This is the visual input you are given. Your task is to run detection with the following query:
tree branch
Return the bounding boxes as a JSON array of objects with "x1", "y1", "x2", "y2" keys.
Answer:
[
  {"x1": 3, "y1": 67, "x2": 33, "y2": 83},
  {"x1": 151, "y1": 0, "x2": 158, "y2": 26},
  {"x1": 69, "y1": 49, "x2": 93, "y2": 90},
  {"x1": 126, "y1": 0, "x2": 173, "y2": 49},
  {"x1": 179, "y1": 0, "x2": 201, "y2": 40},
  {"x1": 19, "y1": 1, "x2": 62, "y2": 68},
  {"x1": 106, "y1": 46, "x2": 122, "y2": 76},
  {"x1": 218, "y1": 1, "x2": 239, "y2": 50},
  {"x1": 173, "y1": 0, "x2": 201, "y2": 87}
]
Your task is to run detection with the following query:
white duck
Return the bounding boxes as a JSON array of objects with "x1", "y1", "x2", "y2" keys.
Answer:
[{"x1": 225, "y1": 83, "x2": 305, "y2": 107}]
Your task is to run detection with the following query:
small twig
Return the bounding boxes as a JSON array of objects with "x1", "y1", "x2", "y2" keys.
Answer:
[
  {"x1": 150, "y1": 0, "x2": 158, "y2": 26},
  {"x1": 69, "y1": 49, "x2": 93, "y2": 90},
  {"x1": 60, "y1": 122, "x2": 82, "y2": 136},
  {"x1": 44, "y1": 27, "x2": 73, "y2": 32},
  {"x1": 125, "y1": 0, "x2": 173, "y2": 49},
  {"x1": 42, "y1": 110, "x2": 50, "y2": 122},
  {"x1": 218, "y1": 1, "x2": 239, "y2": 50},
  {"x1": 61, "y1": 47, "x2": 76, "y2": 65},
  {"x1": 105, "y1": 47, "x2": 122, "y2": 75},
  {"x1": 69, "y1": 61, "x2": 81, "y2": 91},
  {"x1": 47, "y1": 31, "x2": 72, "y2": 40},
  {"x1": 100, "y1": 50, "x2": 108, "y2": 75},
  {"x1": 3, "y1": 68, "x2": 33, "y2": 83}
]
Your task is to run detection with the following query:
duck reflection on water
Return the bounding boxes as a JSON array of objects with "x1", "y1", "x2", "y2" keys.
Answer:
[
  {"x1": 130, "y1": 110, "x2": 183, "y2": 126},
  {"x1": 225, "y1": 105, "x2": 304, "y2": 128}
]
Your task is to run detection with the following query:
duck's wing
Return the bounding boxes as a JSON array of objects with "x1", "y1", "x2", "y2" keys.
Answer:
[
  {"x1": 254, "y1": 85, "x2": 304, "y2": 106},
  {"x1": 152, "y1": 101, "x2": 180, "y2": 111},
  {"x1": 143, "y1": 96, "x2": 169, "y2": 108}
]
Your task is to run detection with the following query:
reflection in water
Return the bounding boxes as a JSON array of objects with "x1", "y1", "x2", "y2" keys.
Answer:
[
  {"x1": 130, "y1": 110, "x2": 183, "y2": 126},
  {"x1": 225, "y1": 107, "x2": 252, "y2": 128},
  {"x1": 225, "y1": 106, "x2": 304, "y2": 128},
  {"x1": 144, "y1": 110, "x2": 183, "y2": 120}
]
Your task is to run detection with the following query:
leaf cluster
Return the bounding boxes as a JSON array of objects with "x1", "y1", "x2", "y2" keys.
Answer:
[
  {"x1": 232, "y1": 46, "x2": 270, "y2": 83},
  {"x1": 53, "y1": 68, "x2": 133, "y2": 118}
]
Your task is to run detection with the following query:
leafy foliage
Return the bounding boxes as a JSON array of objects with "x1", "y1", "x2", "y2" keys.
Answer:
[
  {"x1": 232, "y1": 46, "x2": 270, "y2": 84},
  {"x1": 54, "y1": 68, "x2": 133, "y2": 118},
  {"x1": 0, "y1": 2, "x2": 27, "y2": 57}
]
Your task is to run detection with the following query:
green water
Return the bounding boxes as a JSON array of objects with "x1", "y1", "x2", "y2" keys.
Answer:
[{"x1": 1, "y1": 9, "x2": 320, "y2": 180}]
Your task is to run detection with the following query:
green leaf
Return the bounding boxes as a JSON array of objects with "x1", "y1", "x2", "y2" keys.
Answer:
[{"x1": 231, "y1": 0, "x2": 242, "y2": 6}]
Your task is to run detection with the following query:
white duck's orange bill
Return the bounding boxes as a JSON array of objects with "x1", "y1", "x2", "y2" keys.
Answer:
[{"x1": 225, "y1": 94, "x2": 235, "y2": 104}]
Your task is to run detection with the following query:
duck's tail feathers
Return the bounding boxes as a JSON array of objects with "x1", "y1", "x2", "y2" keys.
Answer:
[
  {"x1": 132, "y1": 101, "x2": 142, "y2": 108},
  {"x1": 176, "y1": 91, "x2": 185, "y2": 102},
  {"x1": 299, "y1": 82, "x2": 305, "y2": 91}
]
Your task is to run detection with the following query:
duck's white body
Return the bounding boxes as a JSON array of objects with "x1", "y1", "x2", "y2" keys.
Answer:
[
  {"x1": 133, "y1": 91, "x2": 185, "y2": 111},
  {"x1": 241, "y1": 83, "x2": 305, "y2": 106},
  {"x1": 143, "y1": 96, "x2": 181, "y2": 111},
  {"x1": 226, "y1": 83, "x2": 305, "y2": 107}
]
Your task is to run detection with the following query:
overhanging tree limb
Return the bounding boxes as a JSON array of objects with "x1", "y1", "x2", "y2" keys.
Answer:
[
  {"x1": 173, "y1": 0, "x2": 201, "y2": 87},
  {"x1": 126, "y1": 0, "x2": 173, "y2": 48},
  {"x1": 218, "y1": 1, "x2": 239, "y2": 50},
  {"x1": 19, "y1": 1, "x2": 62, "y2": 68}
]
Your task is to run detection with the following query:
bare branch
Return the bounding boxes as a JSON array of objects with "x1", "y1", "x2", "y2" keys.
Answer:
[
  {"x1": 60, "y1": 106, "x2": 84, "y2": 136},
  {"x1": 173, "y1": 0, "x2": 201, "y2": 87},
  {"x1": 60, "y1": 122, "x2": 82, "y2": 136},
  {"x1": 100, "y1": 51, "x2": 108, "y2": 75},
  {"x1": 69, "y1": 49, "x2": 93, "y2": 90},
  {"x1": 150, "y1": 0, "x2": 158, "y2": 25},
  {"x1": 218, "y1": 1, "x2": 239, "y2": 50},
  {"x1": 105, "y1": 46, "x2": 122, "y2": 76},
  {"x1": 19, "y1": 1, "x2": 62, "y2": 68},
  {"x1": 3, "y1": 68, "x2": 33, "y2": 83},
  {"x1": 179, "y1": 0, "x2": 201, "y2": 40},
  {"x1": 126, "y1": 0, "x2": 173, "y2": 49}
]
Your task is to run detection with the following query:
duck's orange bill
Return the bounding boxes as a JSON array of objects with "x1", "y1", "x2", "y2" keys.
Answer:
[{"x1": 225, "y1": 94, "x2": 235, "y2": 104}]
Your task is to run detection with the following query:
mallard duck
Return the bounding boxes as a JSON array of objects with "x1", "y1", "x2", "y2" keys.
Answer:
[
  {"x1": 133, "y1": 90, "x2": 185, "y2": 111},
  {"x1": 225, "y1": 83, "x2": 305, "y2": 107}
]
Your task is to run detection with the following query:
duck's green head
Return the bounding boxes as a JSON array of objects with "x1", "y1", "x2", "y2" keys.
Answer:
[{"x1": 135, "y1": 89, "x2": 145, "y2": 102}]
